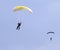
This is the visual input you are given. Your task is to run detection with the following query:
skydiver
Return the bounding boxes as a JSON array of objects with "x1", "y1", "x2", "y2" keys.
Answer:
[
  {"x1": 50, "y1": 37, "x2": 52, "y2": 40},
  {"x1": 16, "y1": 22, "x2": 21, "y2": 30}
]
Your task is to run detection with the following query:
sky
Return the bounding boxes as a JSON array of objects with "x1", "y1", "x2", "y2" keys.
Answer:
[{"x1": 0, "y1": 0, "x2": 60, "y2": 50}]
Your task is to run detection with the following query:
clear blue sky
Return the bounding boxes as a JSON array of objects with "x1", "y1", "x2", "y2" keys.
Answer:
[{"x1": 0, "y1": 0, "x2": 60, "y2": 50}]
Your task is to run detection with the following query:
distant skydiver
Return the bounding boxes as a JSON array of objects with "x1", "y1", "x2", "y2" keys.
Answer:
[
  {"x1": 47, "y1": 31, "x2": 54, "y2": 41},
  {"x1": 50, "y1": 37, "x2": 52, "y2": 40},
  {"x1": 16, "y1": 22, "x2": 21, "y2": 30},
  {"x1": 13, "y1": 6, "x2": 33, "y2": 30}
]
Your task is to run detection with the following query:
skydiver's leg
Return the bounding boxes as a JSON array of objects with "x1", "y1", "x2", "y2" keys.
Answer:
[
  {"x1": 18, "y1": 27, "x2": 20, "y2": 29},
  {"x1": 16, "y1": 25, "x2": 20, "y2": 30},
  {"x1": 16, "y1": 26, "x2": 17, "y2": 30},
  {"x1": 16, "y1": 26, "x2": 19, "y2": 30}
]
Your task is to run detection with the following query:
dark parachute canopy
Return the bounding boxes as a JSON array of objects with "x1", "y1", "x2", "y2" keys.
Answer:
[{"x1": 47, "y1": 32, "x2": 54, "y2": 34}]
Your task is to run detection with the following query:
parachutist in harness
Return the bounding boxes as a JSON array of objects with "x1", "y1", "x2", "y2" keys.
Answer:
[
  {"x1": 50, "y1": 37, "x2": 52, "y2": 40},
  {"x1": 16, "y1": 22, "x2": 21, "y2": 30},
  {"x1": 47, "y1": 31, "x2": 54, "y2": 41}
]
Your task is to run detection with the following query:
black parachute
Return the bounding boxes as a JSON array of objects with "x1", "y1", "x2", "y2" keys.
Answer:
[{"x1": 47, "y1": 32, "x2": 54, "y2": 34}]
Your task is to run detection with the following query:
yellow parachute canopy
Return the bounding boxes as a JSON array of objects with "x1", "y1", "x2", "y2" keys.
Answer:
[{"x1": 13, "y1": 6, "x2": 33, "y2": 13}]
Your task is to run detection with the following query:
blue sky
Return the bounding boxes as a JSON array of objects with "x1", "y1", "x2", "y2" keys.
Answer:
[{"x1": 0, "y1": 0, "x2": 60, "y2": 50}]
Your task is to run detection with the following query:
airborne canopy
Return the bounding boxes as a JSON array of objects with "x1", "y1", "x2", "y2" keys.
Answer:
[
  {"x1": 13, "y1": 6, "x2": 33, "y2": 30},
  {"x1": 47, "y1": 32, "x2": 54, "y2": 34},
  {"x1": 13, "y1": 6, "x2": 33, "y2": 13}
]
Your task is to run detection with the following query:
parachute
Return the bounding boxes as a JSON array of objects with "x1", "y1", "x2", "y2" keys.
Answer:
[
  {"x1": 13, "y1": 6, "x2": 33, "y2": 13},
  {"x1": 47, "y1": 31, "x2": 55, "y2": 41},
  {"x1": 13, "y1": 6, "x2": 33, "y2": 30},
  {"x1": 47, "y1": 32, "x2": 54, "y2": 34}
]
